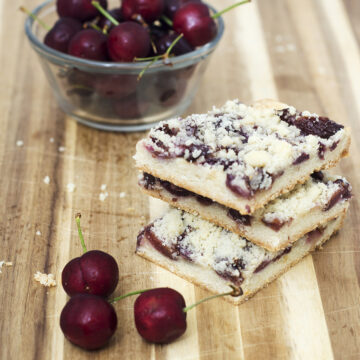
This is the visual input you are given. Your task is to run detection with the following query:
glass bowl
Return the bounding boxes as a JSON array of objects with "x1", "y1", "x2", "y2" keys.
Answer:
[{"x1": 25, "y1": 0, "x2": 224, "y2": 132}]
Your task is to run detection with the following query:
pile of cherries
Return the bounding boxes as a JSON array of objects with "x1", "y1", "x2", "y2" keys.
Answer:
[
  {"x1": 24, "y1": 0, "x2": 249, "y2": 120},
  {"x1": 60, "y1": 214, "x2": 242, "y2": 350}
]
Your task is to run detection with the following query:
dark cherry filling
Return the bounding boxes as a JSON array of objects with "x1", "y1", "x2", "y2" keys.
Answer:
[
  {"x1": 311, "y1": 171, "x2": 324, "y2": 181},
  {"x1": 195, "y1": 195, "x2": 214, "y2": 206},
  {"x1": 144, "y1": 226, "x2": 178, "y2": 259},
  {"x1": 324, "y1": 179, "x2": 351, "y2": 210},
  {"x1": 318, "y1": 142, "x2": 326, "y2": 160},
  {"x1": 278, "y1": 108, "x2": 343, "y2": 139},
  {"x1": 293, "y1": 152, "x2": 310, "y2": 165},
  {"x1": 142, "y1": 173, "x2": 157, "y2": 189},
  {"x1": 159, "y1": 180, "x2": 192, "y2": 197},
  {"x1": 254, "y1": 246, "x2": 292, "y2": 273},
  {"x1": 227, "y1": 208, "x2": 252, "y2": 226},
  {"x1": 330, "y1": 140, "x2": 339, "y2": 151},
  {"x1": 226, "y1": 174, "x2": 253, "y2": 199},
  {"x1": 306, "y1": 227, "x2": 324, "y2": 244},
  {"x1": 214, "y1": 257, "x2": 245, "y2": 287},
  {"x1": 261, "y1": 217, "x2": 292, "y2": 232}
]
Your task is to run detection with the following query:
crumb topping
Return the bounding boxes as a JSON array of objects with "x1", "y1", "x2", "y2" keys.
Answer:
[
  {"x1": 143, "y1": 100, "x2": 345, "y2": 197},
  {"x1": 34, "y1": 271, "x2": 57, "y2": 287}
]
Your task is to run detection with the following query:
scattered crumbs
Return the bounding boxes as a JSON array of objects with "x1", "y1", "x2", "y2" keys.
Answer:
[
  {"x1": 58, "y1": 146, "x2": 65, "y2": 152},
  {"x1": 43, "y1": 176, "x2": 50, "y2": 185},
  {"x1": 100, "y1": 184, "x2": 107, "y2": 191},
  {"x1": 36, "y1": 230, "x2": 41, "y2": 236},
  {"x1": 49, "y1": 137, "x2": 55, "y2": 143},
  {"x1": 149, "y1": 276, "x2": 154, "y2": 281},
  {"x1": 287, "y1": 43, "x2": 296, "y2": 52},
  {"x1": 67, "y1": 183, "x2": 76, "y2": 193},
  {"x1": 0, "y1": 261, "x2": 13, "y2": 273},
  {"x1": 99, "y1": 192, "x2": 109, "y2": 201},
  {"x1": 119, "y1": 192, "x2": 126, "y2": 198},
  {"x1": 34, "y1": 271, "x2": 57, "y2": 287},
  {"x1": 317, "y1": 66, "x2": 326, "y2": 75},
  {"x1": 16, "y1": 140, "x2": 24, "y2": 147},
  {"x1": 275, "y1": 34, "x2": 283, "y2": 43}
]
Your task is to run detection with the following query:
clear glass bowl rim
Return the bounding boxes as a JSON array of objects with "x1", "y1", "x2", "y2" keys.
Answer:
[{"x1": 25, "y1": 0, "x2": 225, "y2": 72}]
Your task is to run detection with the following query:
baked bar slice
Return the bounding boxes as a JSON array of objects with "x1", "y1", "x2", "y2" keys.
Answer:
[
  {"x1": 136, "y1": 208, "x2": 347, "y2": 305},
  {"x1": 139, "y1": 171, "x2": 351, "y2": 251},
  {"x1": 134, "y1": 99, "x2": 350, "y2": 214}
]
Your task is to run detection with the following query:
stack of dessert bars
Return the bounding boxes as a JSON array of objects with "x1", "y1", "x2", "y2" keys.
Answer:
[{"x1": 134, "y1": 99, "x2": 352, "y2": 305}]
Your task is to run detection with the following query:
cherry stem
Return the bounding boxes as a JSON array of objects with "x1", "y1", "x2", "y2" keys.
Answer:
[
  {"x1": 136, "y1": 33, "x2": 184, "y2": 80},
  {"x1": 91, "y1": 1, "x2": 119, "y2": 26},
  {"x1": 75, "y1": 213, "x2": 87, "y2": 253},
  {"x1": 183, "y1": 285, "x2": 243, "y2": 312},
  {"x1": 20, "y1": 6, "x2": 51, "y2": 31},
  {"x1": 109, "y1": 289, "x2": 150, "y2": 303},
  {"x1": 85, "y1": 22, "x2": 102, "y2": 32},
  {"x1": 160, "y1": 14, "x2": 173, "y2": 27},
  {"x1": 212, "y1": 0, "x2": 251, "y2": 20}
]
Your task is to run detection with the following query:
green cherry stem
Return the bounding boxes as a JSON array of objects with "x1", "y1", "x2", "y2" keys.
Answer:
[
  {"x1": 160, "y1": 14, "x2": 173, "y2": 27},
  {"x1": 20, "y1": 6, "x2": 51, "y2": 31},
  {"x1": 75, "y1": 213, "x2": 87, "y2": 253},
  {"x1": 212, "y1": 0, "x2": 251, "y2": 20},
  {"x1": 91, "y1": 1, "x2": 120, "y2": 26},
  {"x1": 183, "y1": 285, "x2": 243, "y2": 312},
  {"x1": 85, "y1": 22, "x2": 103, "y2": 32},
  {"x1": 109, "y1": 289, "x2": 150, "y2": 303}
]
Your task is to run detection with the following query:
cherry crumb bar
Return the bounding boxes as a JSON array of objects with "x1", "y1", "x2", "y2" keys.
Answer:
[
  {"x1": 138, "y1": 171, "x2": 351, "y2": 251},
  {"x1": 134, "y1": 99, "x2": 350, "y2": 214},
  {"x1": 136, "y1": 208, "x2": 346, "y2": 305}
]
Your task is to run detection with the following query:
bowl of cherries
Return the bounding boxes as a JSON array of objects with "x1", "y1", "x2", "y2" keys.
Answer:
[{"x1": 23, "y1": 0, "x2": 252, "y2": 132}]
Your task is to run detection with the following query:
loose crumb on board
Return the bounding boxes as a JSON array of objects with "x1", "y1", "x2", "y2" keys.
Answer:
[
  {"x1": 43, "y1": 176, "x2": 50, "y2": 185},
  {"x1": 58, "y1": 146, "x2": 65, "y2": 152},
  {"x1": 100, "y1": 184, "x2": 107, "y2": 191},
  {"x1": 34, "y1": 271, "x2": 57, "y2": 287},
  {"x1": 16, "y1": 140, "x2": 24, "y2": 147},
  {"x1": 49, "y1": 137, "x2": 54, "y2": 143},
  {"x1": 67, "y1": 183, "x2": 76, "y2": 192},
  {"x1": 119, "y1": 192, "x2": 126, "y2": 198},
  {"x1": 36, "y1": 230, "x2": 41, "y2": 236},
  {"x1": 0, "y1": 261, "x2": 13, "y2": 273},
  {"x1": 99, "y1": 192, "x2": 109, "y2": 201}
]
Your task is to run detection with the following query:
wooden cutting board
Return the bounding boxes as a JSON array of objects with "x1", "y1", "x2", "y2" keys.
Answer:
[{"x1": 1, "y1": 0, "x2": 359, "y2": 359}]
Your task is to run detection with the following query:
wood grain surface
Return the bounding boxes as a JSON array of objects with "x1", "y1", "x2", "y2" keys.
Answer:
[{"x1": 1, "y1": 0, "x2": 360, "y2": 359}]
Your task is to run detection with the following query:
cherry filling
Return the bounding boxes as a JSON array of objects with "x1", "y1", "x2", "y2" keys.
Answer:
[
  {"x1": 254, "y1": 246, "x2": 292, "y2": 273},
  {"x1": 278, "y1": 108, "x2": 343, "y2": 139},
  {"x1": 306, "y1": 227, "x2": 324, "y2": 244},
  {"x1": 141, "y1": 225, "x2": 194, "y2": 262},
  {"x1": 226, "y1": 174, "x2": 253, "y2": 199},
  {"x1": 261, "y1": 217, "x2": 292, "y2": 232},
  {"x1": 324, "y1": 179, "x2": 351, "y2": 210},
  {"x1": 142, "y1": 173, "x2": 214, "y2": 206},
  {"x1": 293, "y1": 152, "x2": 310, "y2": 165},
  {"x1": 214, "y1": 257, "x2": 245, "y2": 287},
  {"x1": 227, "y1": 208, "x2": 252, "y2": 226}
]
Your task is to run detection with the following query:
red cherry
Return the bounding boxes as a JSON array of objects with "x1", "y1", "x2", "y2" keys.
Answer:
[
  {"x1": 121, "y1": 0, "x2": 165, "y2": 23},
  {"x1": 94, "y1": 74, "x2": 138, "y2": 99},
  {"x1": 155, "y1": 32, "x2": 193, "y2": 55},
  {"x1": 113, "y1": 93, "x2": 151, "y2": 119},
  {"x1": 60, "y1": 294, "x2": 117, "y2": 350},
  {"x1": 68, "y1": 29, "x2": 109, "y2": 61},
  {"x1": 62, "y1": 250, "x2": 119, "y2": 297},
  {"x1": 98, "y1": 8, "x2": 124, "y2": 32},
  {"x1": 56, "y1": 0, "x2": 108, "y2": 22},
  {"x1": 173, "y1": 3, "x2": 216, "y2": 46},
  {"x1": 134, "y1": 288, "x2": 187, "y2": 344},
  {"x1": 107, "y1": 22, "x2": 151, "y2": 62},
  {"x1": 44, "y1": 18, "x2": 82, "y2": 53},
  {"x1": 164, "y1": 0, "x2": 202, "y2": 19}
]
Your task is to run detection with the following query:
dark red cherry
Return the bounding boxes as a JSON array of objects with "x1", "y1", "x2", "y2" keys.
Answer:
[
  {"x1": 44, "y1": 17, "x2": 82, "y2": 53},
  {"x1": 98, "y1": 7, "x2": 124, "y2": 32},
  {"x1": 164, "y1": 0, "x2": 202, "y2": 19},
  {"x1": 121, "y1": 0, "x2": 165, "y2": 22},
  {"x1": 94, "y1": 74, "x2": 138, "y2": 99},
  {"x1": 173, "y1": 3, "x2": 216, "y2": 46},
  {"x1": 62, "y1": 250, "x2": 119, "y2": 297},
  {"x1": 107, "y1": 22, "x2": 151, "y2": 62},
  {"x1": 155, "y1": 32, "x2": 194, "y2": 55},
  {"x1": 134, "y1": 288, "x2": 187, "y2": 344},
  {"x1": 56, "y1": 0, "x2": 108, "y2": 22},
  {"x1": 68, "y1": 29, "x2": 109, "y2": 61},
  {"x1": 113, "y1": 93, "x2": 151, "y2": 119},
  {"x1": 60, "y1": 294, "x2": 117, "y2": 350}
]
